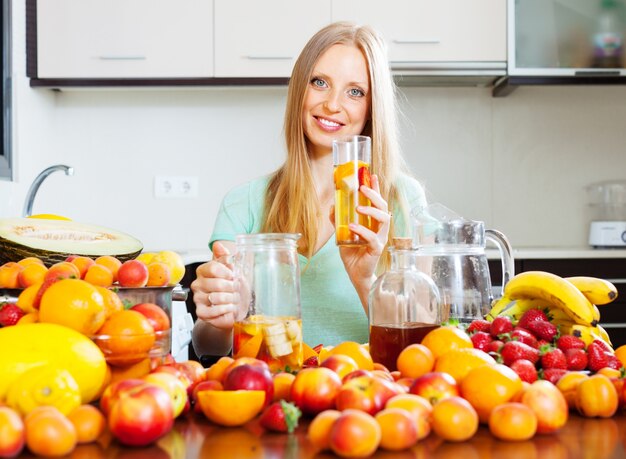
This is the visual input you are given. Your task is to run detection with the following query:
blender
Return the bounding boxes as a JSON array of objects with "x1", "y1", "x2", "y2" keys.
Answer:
[{"x1": 587, "y1": 180, "x2": 626, "y2": 248}]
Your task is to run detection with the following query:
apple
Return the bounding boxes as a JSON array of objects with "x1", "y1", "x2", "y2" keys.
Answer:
[
  {"x1": 130, "y1": 303, "x2": 170, "y2": 331},
  {"x1": 290, "y1": 367, "x2": 342, "y2": 415},
  {"x1": 108, "y1": 381, "x2": 174, "y2": 447},
  {"x1": 409, "y1": 372, "x2": 459, "y2": 405},
  {"x1": 143, "y1": 372, "x2": 188, "y2": 418},
  {"x1": 223, "y1": 364, "x2": 274, "y2": 407},
  {"x1": 335, "y1": 375, "x2": 404, "y2": 415},
  {"x1": 321, "y1": 354, "x2": 359, "y2": 380},
  {"x1": 117, "y1": 260, "x2": 149, "y2": 288},
  {"x1": 100, "y1": 378, "x2": 146, "y2": 416},
  {"x1": 191, "y1": 380, "x2": 223, "y2": 414}
]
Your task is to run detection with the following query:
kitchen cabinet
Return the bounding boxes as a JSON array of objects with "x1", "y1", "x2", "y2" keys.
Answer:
[
  {"x1": 331, "y1": 0, "x2": 507, "y2": 69},
  {"x1": 30, "y1": 0, "x2": 213, "y2": 79},
  {"x1": 214, "y1": 0, "x2": 331, "y2": 78}
]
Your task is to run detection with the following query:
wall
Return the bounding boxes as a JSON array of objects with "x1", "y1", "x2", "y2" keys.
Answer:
[{"x1": 2, "y1": 2, "x2": 626, "y2": 254}]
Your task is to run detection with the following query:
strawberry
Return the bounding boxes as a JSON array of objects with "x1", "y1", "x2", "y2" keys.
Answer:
[
  {"x1": 526, "y1": 320, "x2": 558, "y2": 342},
  {"x1": 358, "y1": 166, "x2": 371, "y2": 188},
  {"x1": 518, "y1": 309, "x2": 549, "y2": 330},
  {"x1": 540, "y1": 347, "x2": 567, "y2": 370},
  {"x1": 303, "y1": 355, "x2": 319, "y2": 368},
  {"x1": 0, "y1": 304, "x2": 25, "y2": 326},
  {"x1": 511, "y1": 328, "x2": 539, "y2": 349},
  {"x1": 312, "y1": 344, "x2": 324, "y2": 354},
  {"x1": 467, "y1": 319, "x2": 492, "y2": 334},
  {"x1": 490, "y1": 316, "x2": 513, "y2": 338},
  {"x1": 592, "y1": 339, "x2": 613, "y2": 354},
  {"x1": 259, "y1": 400, "x2": 302, "y2": 433},
  {"x1": 470, "y1": 331, "x2": 492, "y2": 352},
  {"x1": 556, "y1": 335, "x2": 585, "y2": 352},
  {"x1": 564, "y1": 348, "x2": 588, "y2": 371},
  {"x1": 500, "y1": 341, "x2": 540, "y2": 366},
  {"x1": 540, "y1": 368, "x2": 567, "y2": 385},
  {"x1": 487, "y1": 340, "x2": 504, "y2": 353},
  {"x1": 587, "y1": 341, "x2": 609, "y2": 372},
  {"x1": 605, "y1": 354, "x2": 623, "y2": 371},
  {"x1": 510, "y1": 359, "x2": 538, "y2": 383}
]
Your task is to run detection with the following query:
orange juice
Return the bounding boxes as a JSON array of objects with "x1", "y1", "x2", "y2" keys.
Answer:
[
  {"x1": 233, "y1": 315, "x2": 303, "y2": 372},
  {"x1": 334, "y1": 160, "x2": 372, "y2": 245}
]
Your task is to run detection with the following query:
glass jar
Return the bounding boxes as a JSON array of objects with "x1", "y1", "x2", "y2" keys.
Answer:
[
  {"x1": 368, "y1": 237, "x2": 444, "y2": 371},
  {"x1": 231, "y1": 233, "x2": 303, "y2": 372}
]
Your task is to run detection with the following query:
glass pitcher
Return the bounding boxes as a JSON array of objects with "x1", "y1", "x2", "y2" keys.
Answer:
[
  {"x1": 231, "y1": 233, "x2": 303, "y2": 372},
  {"x1": 412, "y1": 206, "x2": 514, "y2": 324},
  {"x1": 368, "y1": 237, "x2": 444, "y2": 371}
]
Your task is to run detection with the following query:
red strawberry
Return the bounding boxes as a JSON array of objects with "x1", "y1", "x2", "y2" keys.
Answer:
[
  {"x1": 500, "y1": 341, "x2": 540, "y2": 366},
  {"x1": 587, "y1": 341, "x2": 609, "y2": 372},
  {"x1": 564, "y1": 348, "x2": 588, "y2": 371},
  {"x1": 487, "y1": 340, "x2": 504, "y2": 353},
  {"x1": 556, "y1": 335, "x2": 585, "y2": 352},
  {"x1": 592, "y1": 339, "x2": 613, "y2": 354},
  {"x1": 490, "y1": 316, "x2": 513, "y2": 338},
  {"x1": 518, "y1": 308, "x2": 549, "y2": 330},
  {"x1": 303, "y1": 355, "x2": 319, "y2": 368},
  {"x1": 526, "y1": 320, "x2": 558, "y2": 342},
  {"x1": 358, "y1": 166, "x2": 371, "y2": 188},
  {"x1": 541, "y1": 368, "x2": 567, "y2": 385},
  {"x1": 511, "y1": 328, "x2": 539, "y2": 349},
  {"x1": 509, "y1": 359, "x2": 538, "y2": 383},
  {"x1": 605, "y1": 354, "x2": 623, "y2": 371},
  {"x1": 467, "y1": 319, "x2": 492, "y2": 334},
  {"x1": 260, "y1": 400, "x2": 302, "y2": 433},
  {"x1": 312, "y1": 344, "x2": 324, "y2": 354},
  {"x1": 540, "y1": 347, "x2": 567, "y2": 370},
  {"x1": 0, "y1": 304, "x2": 25, "y2": 326},
  {"x1": 470, "y1": 331, "x2": 492, "y2": 352}
]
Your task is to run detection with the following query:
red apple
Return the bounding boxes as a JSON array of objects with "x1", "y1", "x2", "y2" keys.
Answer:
[
  {"x1": 409, "y1": 372, "x2": 459, "y2": 405},
  {"x1": 191, "y1": 380, "x2": 223, "y2": 414},
  {"x1": 117, "y1": 260, "x2": 149, "y2": 288},
  {"x1": 108, "y1": 381, "x2": 174, "y2": 446},
  {"x1": 223, "y1": 364, "x2": 274, "y2": 407},
  {"x1": 335, "y1": 375, "x2": 404, "y2": 415},
  {"x1": 290, "y1": 367, "x2": 342, "y2": 415},
  {"x1": 130, "y1": 303, "x2": 171, "y2": 331},
  {"x1": 99, "y1": 378, "x2": 146, "y2": 416}
]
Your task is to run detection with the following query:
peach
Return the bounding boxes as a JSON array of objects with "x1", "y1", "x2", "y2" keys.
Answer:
[
  {"x1": 16, "y1": 257, "x2": 44, "y2": 267},
  {"x1": 68, "y1": 256, "x2": 96, "y2": 279},
  {"x1": 0, "y1": 263, "x2": 24, "y2": 289},
  {"x1": 204, "y1": 356, "x2": 235, "y2": 382},
  {"x1": 143, "y1": 372, "x2": 188, "y2": 418},
  {"x1": 151, "y1": 251, "x2": 185, "y2": 286},
  {"x1": 320, "y1": 354, "x2": 359, "y2": 380},
  {"x1": 385, "y1": 393, "x2": 432, "y2": 440},
  {"x1": 489, "y1": 402, "x2": 537, "y2": 441},
  {"x1": 17, "y1": 262, "x2": 47, "y2": 288},
  {"x1": 94, "y1": 256, "x2": 122, "y2": 283},
  {"x1": 307, "y1": 409, "x2": 341, "y2": 451},
  {"x1": 146, "y1": 262, "x2": 171, "y2": 287},
  {"x1": 290, "y1": 367, "x2": 342, "y2": 415},
  {"x1": 375, "y1": 407, "x2": 418, "y2": 451},
  {"x1": 130, "y1": 303, "x2": 170, "y2": 332},
  {"x1": 431, "y1": 396, "x2": 479, "y2": 442},
  {"x1": 45, "y1": 261, "x2": 81, "y2": 282},
  {"x1": 329, "y1": 409, "x2": 381, "y2": 458},
  {"x1": 0, "y1": 406, "x2": 25, "y2": 457},
  {"x1": 521, "y1": 380, "x2": 568, "y2": 434},
  {"x1": 117, "y1": 260, "x2": 149, "y2": 288},
  {"x1": 273, "y1": 372, "x2": 296, "y2": 402}
]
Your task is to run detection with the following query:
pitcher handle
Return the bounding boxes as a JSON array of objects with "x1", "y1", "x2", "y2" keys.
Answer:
[{"x1": 485, "y1": 229, "x2": 514, "y2": 297}]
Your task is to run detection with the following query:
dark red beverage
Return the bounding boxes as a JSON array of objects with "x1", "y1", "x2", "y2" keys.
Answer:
[{"x1": 369, "y1": 322, "x2": 439, "y2": 372}]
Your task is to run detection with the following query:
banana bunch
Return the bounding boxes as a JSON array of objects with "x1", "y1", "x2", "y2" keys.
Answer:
[{"x1": 486, "y1": 271, "x2": 618, "y2": 347}]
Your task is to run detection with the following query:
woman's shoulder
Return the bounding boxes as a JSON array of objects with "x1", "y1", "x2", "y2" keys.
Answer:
[{"x1": 221, "y1": 175, "x2": 271, "y2": 205}]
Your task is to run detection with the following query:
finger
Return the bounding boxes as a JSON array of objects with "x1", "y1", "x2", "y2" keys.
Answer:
[
  {"x1": 371, "y1": 174, "x2": 381, "y2": 194},
  {"x1": 347, "y1": 223, "x2": 386, "y2": 254},
  {"x1": 359, "y1": 185, "x2": 388, "y2": 213},
  {"x1": 212, "y1": 241, "x2": 231, "y2": 259},
  {"x1": 328, "y1": 204, "x2": 336, "y2": 227},
  {"x1": 196, "y1": 303, "x2": 237, "y2": 321},
  {"x1": 357, "y1": 205, "x2": 392, "y2": 226},
  {"x1": 195, "y1": 260, "x2": 234, "y2": 280}
]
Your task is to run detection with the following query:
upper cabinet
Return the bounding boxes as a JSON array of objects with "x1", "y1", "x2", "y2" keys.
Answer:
[
  {"x1": 214, "y1": 0, "x2": 331, "y2": 77},
  {"x1": 31, "y1": 0, "x2": 213, "y2": 79}
]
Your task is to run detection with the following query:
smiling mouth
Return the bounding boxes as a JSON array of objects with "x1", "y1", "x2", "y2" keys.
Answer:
[{"x1": 315, "y1": 116, "x2": 344, "y2": 128}]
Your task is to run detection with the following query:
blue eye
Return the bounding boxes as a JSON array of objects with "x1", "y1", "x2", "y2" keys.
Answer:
[
  {"x1": 311, "y1": 77, "x2": 327, "y2": 88},
  {"x1": 349, "y1": 88, "x2": 365, "y2": 97}
]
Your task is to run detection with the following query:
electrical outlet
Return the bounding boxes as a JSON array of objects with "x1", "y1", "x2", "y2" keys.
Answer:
[{"x1": 154, "y1": 176, "x2": 199, "y2": 199}]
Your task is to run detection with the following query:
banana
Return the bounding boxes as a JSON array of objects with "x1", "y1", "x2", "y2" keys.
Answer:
[
  {"x1": 503, "y1": 271, "x2": 597, "y2": 326},
  {"x1": 565, "y1": 276, "x2": 618, "y2": 306},
  {"x1": 486, "y1": 295, "x2": 515, "y2": 321},
  {"x1": 262, "y1": 322, "x2": 293, "y2": 358},
  {"x1": 555, "y1": 321, "x2": 613, "y2": 349},
  {"x1": 595, "y1": 324, "x2": 613, "y2": 347},
  {"x1": 494, "y1": 298, "x2": 551, "y2": 323}
]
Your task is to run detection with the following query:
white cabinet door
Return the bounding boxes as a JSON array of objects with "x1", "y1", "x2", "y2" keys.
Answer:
[
  {"x1": 214, "y1": 0, "x2": 331, "y2": 77},
  {"x1": 36, "y1": 0, "x2": 213, "y2": 78},
  {"x1": 332, "y1": 0, "x2": 506, "y2": 66}
]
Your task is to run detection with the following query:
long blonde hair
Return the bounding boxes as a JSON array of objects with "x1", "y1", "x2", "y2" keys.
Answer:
[{"x1": 262, "y1": 22, "x2": 410, "y2": 260}]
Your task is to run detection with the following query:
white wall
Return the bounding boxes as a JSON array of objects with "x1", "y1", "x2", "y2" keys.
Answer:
[{"x1": 3, "y1": 2, "x2": 626, "y2": 253}]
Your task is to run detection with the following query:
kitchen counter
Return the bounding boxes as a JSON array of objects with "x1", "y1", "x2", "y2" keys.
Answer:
[
  {"x1": 20, "y1": 411, "x2": 626, "y2": 458},
  {"x1": 487, "y1": 246, "x2": 626, "y2": 260}
]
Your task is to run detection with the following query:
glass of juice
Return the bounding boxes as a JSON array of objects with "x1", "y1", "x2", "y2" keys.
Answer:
[{"x1": 333, "y1": 135, "x2": 372, "y2": 246}]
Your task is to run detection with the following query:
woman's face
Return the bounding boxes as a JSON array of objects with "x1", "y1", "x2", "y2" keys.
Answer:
[{"x1": 302, "y1": 44, "x2": 371, "y2": 159}]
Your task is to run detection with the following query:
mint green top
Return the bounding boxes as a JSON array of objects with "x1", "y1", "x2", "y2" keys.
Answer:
[{"x1": 210, "y1": 174, "x2": 427, "y2": 347}]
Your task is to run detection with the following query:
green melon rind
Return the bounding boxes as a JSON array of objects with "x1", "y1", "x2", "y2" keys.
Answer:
[{"x1": 0, "y1": 218, "x2": 143, "y2": 265}]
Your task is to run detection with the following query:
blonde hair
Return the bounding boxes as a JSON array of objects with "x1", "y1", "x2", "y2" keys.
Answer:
[{"x1": 262, "y1": 22, "x2": 410, "y2": 262}]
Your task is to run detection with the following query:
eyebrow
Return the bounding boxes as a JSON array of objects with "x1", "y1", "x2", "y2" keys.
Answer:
[{"x1": 311, "y1": 72, "x2": 369, "y2": 89}]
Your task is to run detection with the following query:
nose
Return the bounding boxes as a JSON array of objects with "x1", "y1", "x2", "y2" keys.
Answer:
[{"x1": 323, "y1": 89, "x2": 342, "y2": 113}]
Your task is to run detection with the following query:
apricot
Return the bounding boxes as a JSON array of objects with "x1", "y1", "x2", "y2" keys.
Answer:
[
  {"x1": 151, "y1": 251, "x2": 185, "y2": 286},
  {"x1": 67, "y1": 404, "x2": 106, "y2": 444},
  {"x1": 375, "y1": 407, "x2": 418, "y2": 451},
  {"x1": 45, "y1": 262, "x2": 81, "y2": 282},
  {"x1": 396, "y1": 343, "x2": 434, "y2": 379},
  {"x1": 329, "y1": 409, "x2": 381, "y2": 458},
  {"x1": 94, "y1": 256, "x2": 122, "y2": 283},
  {"x1": 431, "y1": 396, "x2": 479, "y2": 442},
  {"x1": 273, "y1": 372, "x2": 296, "y2": 402},
  {"x1": 385, "y1": 393, "x2": 432, "y2": 440},
  {"x1": 0, "y1": 406, "x2": 25, "y2": 458},
  {"x1": 117, "y1": 260, "x2": 149, "y2": 288},
  {"x1": 17, "y1": 262, "x2": 48, "y2": 288},
  {"x1": 521, "y1": 380, "x2": 568, "y2": 434},
  {"x1": 16, "y1": 283, "x2": 42, "y2": 313},
  {"x1": 575, "y1": 374, "x2": 619, "y2": 418},
  {"x1": 488, "y1": 402, "x2": 537, "y2": 441},
  {"x1": 146, "y1": 262, "x2": 171, "y2": 287},
  {"x1": 307, "y1": 409, "x2": 341, "y2": 451},
  {"x1": 69, "y1": 256, "x2": 96, "y2": 279},
  {"x1": 84, "y1": 264, "x2": 114, "y2": 287},
  {"x1": 204, "y1": 356, "x2": 235, "y2": 383},
  {"x1": 320, "y1": 354, "x2": 359, "y2": 380},
  {"x1": 556, "y1": 371, "x2": 589, "y2": 410},
  {"x1": 25, "y1": 408, "x2": 77, "y2": 457},
  {"x1": 16, "y1": 257, "x2": 44, "y2": 267},
  {"x1": 0, "y1": 263, "x2": 24, "y2": 289}
]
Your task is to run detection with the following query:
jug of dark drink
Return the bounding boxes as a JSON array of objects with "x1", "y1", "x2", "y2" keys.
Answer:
[{"x1": 368, "y1": 237, "x2": 445, "y2": 371}]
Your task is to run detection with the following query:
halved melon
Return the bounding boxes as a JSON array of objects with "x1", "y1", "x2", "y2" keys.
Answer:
[{"x1": 0, "y1": 218, "x2": 143, "y2": 265}]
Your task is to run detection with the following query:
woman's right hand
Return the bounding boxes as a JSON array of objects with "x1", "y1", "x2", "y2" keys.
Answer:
[{"x1": 191, "y1": 241, "x2": 238, "y2": 330}]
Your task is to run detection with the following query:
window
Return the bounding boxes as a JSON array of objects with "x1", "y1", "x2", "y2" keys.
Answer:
[{"x1": 0, "y1": 0, "x2": 12, "y2": 180}]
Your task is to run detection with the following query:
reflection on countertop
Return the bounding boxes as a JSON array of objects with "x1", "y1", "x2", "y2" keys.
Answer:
[{"x1": 486, "y1": 246, "x2": 626, "y2": 260}]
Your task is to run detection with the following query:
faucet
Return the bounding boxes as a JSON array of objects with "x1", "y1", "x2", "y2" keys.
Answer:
[{"x1": 22, "y1": 165, "x2": 74, "y2": 217}]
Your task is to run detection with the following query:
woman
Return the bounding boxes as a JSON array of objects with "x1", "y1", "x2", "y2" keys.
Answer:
[{"x1": 192, "y1": 22, "x2": 426, "y2": 356}]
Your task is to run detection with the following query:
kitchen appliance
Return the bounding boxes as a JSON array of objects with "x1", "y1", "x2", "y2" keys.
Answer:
[
  {"x1": 411, "y1": 204, "x2": 514, "y2": 323},
  {"x1": 588, "y1": 180, "x2": 626, "y2": 248}
]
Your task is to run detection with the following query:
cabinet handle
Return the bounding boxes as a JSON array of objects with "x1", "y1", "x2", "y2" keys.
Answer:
[
  {"x1": 244, "y1": 56, "x2": 292, "y2": 61},
  {"x1": 97, "y1": 56, "x2": 146, "y2": 61},
  {"x1": 392, "y1": 39, "x2": 441, "y2": 45}
]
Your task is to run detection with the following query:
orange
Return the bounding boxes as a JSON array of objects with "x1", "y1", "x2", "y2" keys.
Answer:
[
  {"x1": 39, "y1": 278, "x2": 107, "y2": 335},
  {"x1": 421, "y1": 326, "x2": 473, "y2": 360},
  {"x1": 488, "y1": 402, "x2": 538, "y2": 441},
  {"x1": 430, "y1": 396, "x2": 479, "y2": 442},
  {"x1": 94, "y1": 256, "x2": 122, "y2": 283},
  {"x1": 94, "y1": 309, "x2": 156, "y2": 367},
  {"x1": 322, "y1": 341, "x2": 374, "y2": 371},
  {"x1": 434, "y1": 348, "x2": 496, "y2": 383},
  {"x1": 67, "y1": 404, "x2": 106, "y2": 444},
  {"x1": 196, "y1": 390, "x2": 265, "y2": 426},
  {"x1": 460, "y1": 363, "x2": 523, "y2": 423},
  {"x1": 273, "y1": 372, "x2": 296, "y2": 402},
  {"x1": 25, "y1": 408, "x2": 77, "y2": 457},
  {"x1": 307, "y1": 409, "x2": 341, "y2": 451},
  {"x1": 396, "y1": 343, "x2": 434, "y2": 379},
  {"x1": 84, "y1": 264, "x2": 114, "y2": 288},
  {"x1": 95, "y1": 286, "x2": 124, "y2": 319},
  {"x1": 375, "y1": 407, "x2": 419, "y2": 451},
  {"x1": 205, "y1": 356, "x2": 235, "y2": 383}
]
